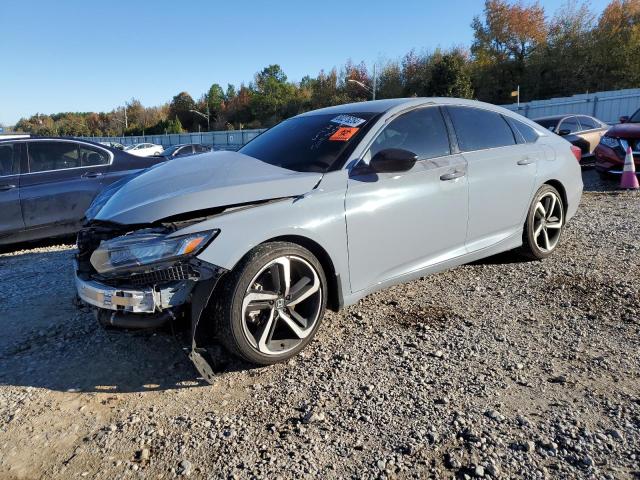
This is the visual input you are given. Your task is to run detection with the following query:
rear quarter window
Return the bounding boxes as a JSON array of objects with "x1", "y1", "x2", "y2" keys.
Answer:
[{"x1": 504, "y1": 116, "x2": 540, "y2": 144}]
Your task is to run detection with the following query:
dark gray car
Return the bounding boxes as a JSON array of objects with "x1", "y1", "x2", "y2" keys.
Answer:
[{"x1": 0, "y1": 137, "x2": 163, "y2": 245}]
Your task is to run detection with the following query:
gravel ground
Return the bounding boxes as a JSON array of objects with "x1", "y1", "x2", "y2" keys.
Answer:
[{"x1": 0, "y1": 170, "x2": 639, "y2": 479}]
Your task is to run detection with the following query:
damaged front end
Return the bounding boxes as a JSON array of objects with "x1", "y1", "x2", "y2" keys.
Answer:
[{"x1": 75, "y1": 219, "x2": 228, "y2": 383}]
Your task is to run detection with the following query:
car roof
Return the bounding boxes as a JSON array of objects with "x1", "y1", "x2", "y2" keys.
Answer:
[
  {"x1": 0, "y1": 135, "x2": 108, "y2": 148},
  {"x1": 296, "y1": 97, "x2": 533, "y2": 120},
  {"x1": 533, "y1": 114, "x2": 585, "y2": 122}
]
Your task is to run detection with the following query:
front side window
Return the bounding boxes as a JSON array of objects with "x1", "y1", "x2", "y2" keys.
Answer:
[
  {"x1": 0, "y1": 143, "x2": 20, "y2": 176},
  {"x1": 178, "y1": 146, "x2": 193, "y2": 156},
  {"x1": 558, "y1": 117, "x2": 580, "y2": 133},
  {"x1": 80, "y1": 146, "x2": 109, "y2": 166},
  {"x1": 368, "y1": 107, "x2": 451, "y2": 160},
  {"x1": 28, "y1": 142, "x2": 80, "y2": 172},
  {"x1": 239, "y1": 112, "x2": 380, "y2": 173},
  {"x1": 447, "y1": 106, "x2": 516, "y2": 151}
]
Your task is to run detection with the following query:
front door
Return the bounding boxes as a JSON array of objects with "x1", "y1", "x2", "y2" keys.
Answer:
[
  {"x1": 20, "y1": 141, "x2": 110, "y2": 232},
  {"x1": 345, "y1": 106, "x2": 469, "y2": 293},
  {"x1": 0, "y1": 142, "x2": 25, "y2": 239}
]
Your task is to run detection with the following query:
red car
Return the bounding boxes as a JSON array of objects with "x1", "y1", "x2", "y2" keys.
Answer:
[{"x1": 594, "y1": 109, "x2": 640, "y2": 176}]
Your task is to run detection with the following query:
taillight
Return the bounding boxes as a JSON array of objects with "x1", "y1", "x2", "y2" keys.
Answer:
[{"x1": 570, "y1": 145, "x2": 582, "y2": 163}]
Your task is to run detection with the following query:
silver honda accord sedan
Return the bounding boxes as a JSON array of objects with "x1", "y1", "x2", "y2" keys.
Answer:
[{"x1": 75, "y1": 98, "x2": 582, "y2": 377}]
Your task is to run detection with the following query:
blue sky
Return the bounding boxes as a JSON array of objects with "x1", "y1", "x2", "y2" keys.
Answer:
[{"x1": 0, "y1": 0, "x2": 612, "y2": 125}]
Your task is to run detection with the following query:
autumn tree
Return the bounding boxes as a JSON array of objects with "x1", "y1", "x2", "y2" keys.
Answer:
[
  {"x1": 168, "y1": 92, "x2": 196, "y2": 131},
  {"x1": 428, "y1": 51, "x2": 474, "y2": 98},
  {"x1": 471, "y1": 0, "x2": 547, "y2": 102}
]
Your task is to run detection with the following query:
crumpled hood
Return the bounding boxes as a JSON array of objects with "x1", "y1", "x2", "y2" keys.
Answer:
[
  {"x1": 94, "y1": 151, "x2": 322, "y2": 224},
  {"x1": 606, "y1": 123, "x2": 640, "y2": 139}
]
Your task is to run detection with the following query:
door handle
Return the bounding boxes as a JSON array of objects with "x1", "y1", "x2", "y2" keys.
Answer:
[
  {"x1": 440, "y1": 170, "x2": 465, "y2": 181},
  {"x1": 81, "y1": 172, "x2": 104, "y2": 178},
  {"x1": 517, "y1": 157, "x2": 534, "y2": 166},
  {"x1": 0, "y1": 184, "x2": 17, "y2": 191}
]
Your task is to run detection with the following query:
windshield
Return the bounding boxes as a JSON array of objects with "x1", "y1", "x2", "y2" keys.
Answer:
[
  {"x1": 124, "y1": 145, "x2": 135, "y2": 151},
  {"x1": 239, "y1": 112, "x2": 380, "y2": 172},
  {"x1": 630, "y1": 109, "x2": 640, "y2": 123},
  {"x1": 533, "y1": 118, "x2": 559, "y2": 131}
]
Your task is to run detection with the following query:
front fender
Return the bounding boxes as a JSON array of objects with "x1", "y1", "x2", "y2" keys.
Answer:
[{"x1": 177, "y1": 170, "x2": 351, "y2": 293}]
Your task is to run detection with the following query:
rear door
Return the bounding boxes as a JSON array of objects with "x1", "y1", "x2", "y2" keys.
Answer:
[
  {"x1": 0, "y1": 142, "x2": 25, "y2": 237},
  {"x1": 445, "y1": 106, "x2": 538, "y2": 252},
  {"x1": 20, "y1": 140, "x2": 112, "y2": 231}
]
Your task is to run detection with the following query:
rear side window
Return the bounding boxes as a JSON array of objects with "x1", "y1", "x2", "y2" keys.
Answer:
[
  {"x1": 0, "y1": 143, "x2": 21, "y2": 176},
  {"x1": 28, "y1": 141, "x2": 80, "y2": 172},
  {"x1": 578, "y1": 116, "x2": 599, "y2": 130},
  {"x1": 369, "y1": 107, "x2": 451, "y2": 160},
  {"x1": 504, "y1": 116, "x2": 539, "y2": 144},
  {"x1": 447, "y1": 106, "x2": 516, "y2": 151},
  {"x1": 80, "y1": 146, "x2": 109, "y2": 166}
]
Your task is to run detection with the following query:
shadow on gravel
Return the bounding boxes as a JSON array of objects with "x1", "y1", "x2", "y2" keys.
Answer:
[
  {"x1": 1, "y1": 246, "x2": 256, "y2": 393},
  {"x1": 0, "y1": 321, "x2": 256, "y2": 393},
  {"x1": 581, "y1": 167, "x2": 621, "y2": 193}
]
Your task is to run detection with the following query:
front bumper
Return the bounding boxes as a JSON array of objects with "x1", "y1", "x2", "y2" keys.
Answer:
[
  {"x1": 75, "y1": 273, "x2": 192, "y2": 313},
  {"x1": 595, "y1": 144, "x2": 639, "y2": 173}
]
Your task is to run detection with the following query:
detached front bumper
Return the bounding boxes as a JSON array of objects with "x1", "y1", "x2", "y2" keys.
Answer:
[{"x1": 75, "y1": 274, "x2": 192, "y2": 313}]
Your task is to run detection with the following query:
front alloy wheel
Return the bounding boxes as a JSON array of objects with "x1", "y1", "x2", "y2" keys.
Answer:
[
  {"x1": 217, "y1": 242, "x2": 327, "y2": 364},
  {"x1": 521, "y1": 185, "x2": 565, "y2": 259}
]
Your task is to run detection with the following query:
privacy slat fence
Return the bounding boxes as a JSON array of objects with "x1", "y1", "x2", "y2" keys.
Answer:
[{"x1": 502, "y1": 88, "x2": 640, "y2": 123}]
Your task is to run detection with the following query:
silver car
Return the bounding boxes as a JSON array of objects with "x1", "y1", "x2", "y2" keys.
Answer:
[{"x1": 75, "y1": 98, "x2": 582, "y2": 376}]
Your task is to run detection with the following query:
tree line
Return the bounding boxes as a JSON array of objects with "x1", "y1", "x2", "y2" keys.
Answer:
[{"x1": 14, "y1": 0, "x2": 640, "y2": 137}]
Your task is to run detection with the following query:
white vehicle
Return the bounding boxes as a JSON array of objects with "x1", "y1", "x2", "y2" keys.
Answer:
[{"x1": 123, "y1": 143, "x2": 164, "y2": 157}]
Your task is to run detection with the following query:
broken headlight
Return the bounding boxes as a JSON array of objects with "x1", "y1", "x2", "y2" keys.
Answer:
[{"x1": 90, "y1": 229, "x2": 219, "y2": 274}]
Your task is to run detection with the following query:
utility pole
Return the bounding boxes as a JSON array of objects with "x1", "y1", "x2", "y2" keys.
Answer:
[{"x1": 372, "y1": 64, "x2": 376, "y2": 101}]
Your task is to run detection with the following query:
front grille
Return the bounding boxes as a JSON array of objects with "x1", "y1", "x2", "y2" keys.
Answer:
[{"x1": 129, "y1": 264, "x2": 198, "y2": 286}]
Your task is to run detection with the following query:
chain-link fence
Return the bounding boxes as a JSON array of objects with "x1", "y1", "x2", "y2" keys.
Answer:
[{"x1": 80, "y1": 129, "x2": 267, "y2": 151}]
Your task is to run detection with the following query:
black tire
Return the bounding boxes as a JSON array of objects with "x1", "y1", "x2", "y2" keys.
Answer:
[
  {"x1": 520, "y1": 184, "x2": 565, "y2": 260},
  {"x1": 215, "y1": 241, "x2": 327, "y2": 365}
]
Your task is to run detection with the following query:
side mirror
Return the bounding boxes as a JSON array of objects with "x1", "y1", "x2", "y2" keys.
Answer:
[
  {"x1": 558, "y1": 129, "x2": 571, "y2": 136},
  {"x1": 369, "y1": 148, "x2": 417, "y2": 173},
  {"x1": 620, "y1": 115, "x2": 630, "y2": 124}
]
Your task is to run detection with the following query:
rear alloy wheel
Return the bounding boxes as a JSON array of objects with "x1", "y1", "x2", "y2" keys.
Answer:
[
  {"x1": 217, "y1": 242, "x2": 326, "y2": 364},
  {"x1": 521, "y1": 185, "x2": 564, "y2": 260}
]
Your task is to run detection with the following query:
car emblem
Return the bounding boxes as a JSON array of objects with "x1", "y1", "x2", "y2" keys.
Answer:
[{"x1": 276, "y1": 298, "x2": 285, "y2": 309}]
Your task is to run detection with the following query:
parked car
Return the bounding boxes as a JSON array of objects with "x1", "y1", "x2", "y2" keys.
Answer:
[
  {"x1": 594, "y1": 109, "x2": 640, "y2": 176},
  {"x1": 0, "y1": 137, "x2": 163, "y2": 245},
  {"x1": 99, "y1": 141, "x2": 125, "y2": 150},
  {"x1": 160, "y1": 144, "x2": 211, "y2": 160},
  {"x1": 75, "y1": 98, "x2": 582, "y2": 376},
  {"x1": 532, "y1": 114, "x2": 608, "y2": 165},
  {"x1": 124, "y1": 143, "x2": 164, "y2": 157}
]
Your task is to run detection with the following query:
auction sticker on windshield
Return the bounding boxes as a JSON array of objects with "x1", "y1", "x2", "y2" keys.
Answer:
[
  {"x1": 330, "y1": 114, "x2": 366, "y2": 128},
  {"x1": 329, "y1": 127, "x2": 359, "y2": 141}
]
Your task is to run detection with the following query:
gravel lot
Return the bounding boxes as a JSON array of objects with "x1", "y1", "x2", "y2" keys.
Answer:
[{"x1": 0, "y1": 170, "x2": 638, "y2": 479}]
